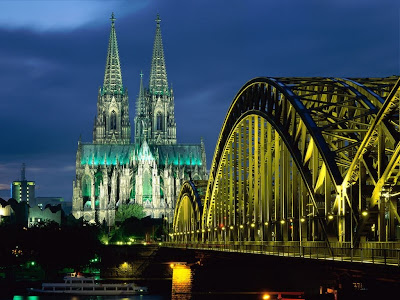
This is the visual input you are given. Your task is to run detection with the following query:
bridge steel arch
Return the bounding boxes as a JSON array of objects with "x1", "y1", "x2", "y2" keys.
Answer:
[
  {"x1": 173, "y1": 76, "x2": 400, "y2": 246},
  {"x1": 173, "y1": 180, "x2": 207, "y2": 242}
]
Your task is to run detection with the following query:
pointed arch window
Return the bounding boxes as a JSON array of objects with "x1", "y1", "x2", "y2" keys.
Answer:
[
  {"x1": 111, "y1": 111, "x2": 117, "y2": 130},
  {"x1": 156, "y1": 113, "x2": 163, "y2": 131},
  {"x1": 82, "y1": 175, "x2": 92, "y2": 205}
]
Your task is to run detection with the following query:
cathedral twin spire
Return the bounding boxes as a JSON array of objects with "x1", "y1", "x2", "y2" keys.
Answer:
[
  {"x1": 149, "y1": 14, "x2": 169, "y2": 95},
  {"x1": 93, "y1": 13, "x2": 130, "y2": 144},
  {"x1": 102, "y1": 12, "x2": 168, "y2": 96},
  {"x1": 135, "y1": 13, "x2": 177, "y2": 146},
  {"x1": 94, "y1": 13, "x2": 175, "y2": 146},
  {"x1": 102, "y1": 13, "x2": 124, "y2": 95}
]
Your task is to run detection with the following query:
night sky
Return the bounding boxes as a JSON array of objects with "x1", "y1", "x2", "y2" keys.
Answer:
[{"x1": 0, "y1": 0, "x2": 398, "y2": 202}]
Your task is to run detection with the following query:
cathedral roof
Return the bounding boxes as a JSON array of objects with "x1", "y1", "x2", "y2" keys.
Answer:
[
  {"x1": 149, "y1": 14, "x2": 169, "y2": 95},
  {"x1": 80, "y1": 144, "x2": 133, "y2": 165},
  {"x1": 80, "y1": 143, "x2": 203, "y2": 166},
  {"x1": 102, "y1": 13, "x2": 124, "y2": 95},
  {"x1": 150, "y1": 144, "x2": 203, "y2": 166}
]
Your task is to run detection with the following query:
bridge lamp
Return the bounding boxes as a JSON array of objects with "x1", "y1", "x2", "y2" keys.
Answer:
[
  {"x1": 262, "y1": 294, "x2": 271, "y2": 300},
  {"x1": 229, "y1": 225, "x2": 234, "y2": 230},
  {"x1": 327, "y1": 214, "x2": 334, "y2": 220},
  {"x1": 264, "y1": 222, "x2": 269, "y2": 226},
  {"x1": 280, "y1": 220, "x2": 285, "y2": 224},
  {"x1": 202, "y1": 229, "x2": 205, "y2": 233},
  {"x1": 250, "y1": 223, "x2": 255, "y2": 228},
  {"x1": 207, "y1": 228, "x2": 211, "y2": 232},
  {"x1": 362, "y1": 210, "x2": 368, "y2": 217},
  {"x1": 240, "y1": 224, "x2": 244, "y2": 229},
  {"x1": 222, "y1": 226, "x2": 226, "y2": 231},
  {"x1": 300, "y1": 217, "x2": 306, "y2": 223},
  {"x1": 214, "y1": 228, "x2": 217, "y2": 231},
  {"x1": 191, "y1": 231, "x2": 194, "y2": 234},
  {"x1": 196, "y1": 230, "x2": 200, "y2": 233}
]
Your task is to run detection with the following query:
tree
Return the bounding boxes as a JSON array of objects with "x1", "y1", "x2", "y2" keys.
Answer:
[{"x1": 116, "y1": 203, "x2": 146, "y2": 222}]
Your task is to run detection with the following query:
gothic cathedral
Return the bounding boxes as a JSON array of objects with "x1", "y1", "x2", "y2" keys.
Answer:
[{"x1": 72, "y1": 14, "x2": 207, "y2": 225}]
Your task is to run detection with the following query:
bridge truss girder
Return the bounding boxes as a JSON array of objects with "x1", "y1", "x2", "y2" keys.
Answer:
[{"x1": 173, "y1": 76, "x2": 400, "y2": 246}]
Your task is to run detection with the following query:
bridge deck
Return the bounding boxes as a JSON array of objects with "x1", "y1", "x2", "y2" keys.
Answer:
[{"x1": 164, "y1": 242, "x2": 400, "y2": 267}]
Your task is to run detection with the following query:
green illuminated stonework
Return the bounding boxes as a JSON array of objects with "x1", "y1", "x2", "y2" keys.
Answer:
[
  {"x1": 79, "y1": 144, "x2": 203, "y2": 167},
  {"x1": 72, "y1": 14, "x2": 207, "y2": 226}
]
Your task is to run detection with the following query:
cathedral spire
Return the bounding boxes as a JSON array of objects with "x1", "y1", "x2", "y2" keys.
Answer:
[
  {"x1": 103, "y1": 12, "x2": 124, "y2": 95},
  {"x1": 93, "y1": 13, "x2": 130, "y2": 144},
  {"x1": 149, "y1": 14, "x2": 168, "y2": 95},
  {"x1": 139, "y1": 71, "x2": 145, "y2": 99}
]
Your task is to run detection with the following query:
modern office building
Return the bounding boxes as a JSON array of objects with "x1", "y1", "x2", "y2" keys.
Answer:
[{"x1": 11, "y1": 164, "x2": 35, "y2": 204}]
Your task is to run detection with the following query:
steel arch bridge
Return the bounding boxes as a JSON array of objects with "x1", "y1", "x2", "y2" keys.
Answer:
[{"x1": 173, "y1": 76, "x2": 400, "y2": 247}]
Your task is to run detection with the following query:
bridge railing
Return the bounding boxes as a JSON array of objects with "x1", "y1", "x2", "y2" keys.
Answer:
[{"x1": 163, "y1": 241, "x2": 400, "y2": 267}]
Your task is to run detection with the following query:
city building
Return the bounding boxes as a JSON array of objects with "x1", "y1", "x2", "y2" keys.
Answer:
[
  {"x1": 33, "y1": 197, "x2": 72, "y2": 215},
  {"x1": 0, "y1": 198, "x2": 12, "y2": 224},
  {"x1": 11, "y1": 164, "x2": 35, "y2": 204},
  {"x1": 72, "y1": 14, "x2": 207, "y2": 226},
  {"x1": 28, "y1": 204, "x2": 62, "y2": 227}
]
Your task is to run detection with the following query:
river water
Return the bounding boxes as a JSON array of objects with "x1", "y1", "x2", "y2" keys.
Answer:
[
  {"x1": 8, "y1": 262, "x2": 306, "y2": 300},
  {"x1": 6, "y1": 248, "x2": 398, "y2": 300},
  {"x1": 10, "y1": 297, "x2": 167, "y2": 300}
]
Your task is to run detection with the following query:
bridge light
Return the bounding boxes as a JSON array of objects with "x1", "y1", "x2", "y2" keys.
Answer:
[
  {"x1": 170, "y1": 263, "x2": 174, "y2": 269},
  {"x1": 262, "y1": 294, "x2": 270, "y2": 299},
  {"x1": 264, "y1": 222, "x2": 268, "y2": 226},
  {"x1": 300, "y1": 217, "x2": 306, "y2": 223},
  {"x1": 214, "y1": 228, "x2": 217, "y2": 231},
  {"x1": 191, "y1": 231, "x2": 194, "y2": 234},
  {"x1": 250, "y1": 223, "x2": 255, "y2": 228},
  {"x1": 208, "y1": 228, "x2": 211, "y2": 232},
  {"x1": 229, "y1": 226, "x2": 234, "y2": 230},
  {"x1": 280, "y1": 220, "x2": 285, "y2": 224},
  {"x1": 222, "y1": 227, "x2": 226, "y2": 230},
  {"x1": 240, "y1": 225, "x2": 244, "y2": 229},
  {"x1": 196, "y1": 230, "x2": 200, "y2": 233},
  {"x1": 362, "y1": 211, "x2": 368, "y2": 217},
  {"x1": 328, "y1": 214, "x2": 334, "y2": 220},
  {"x1": 202, "y1": 229, "x2": 205, "y2": 233}
]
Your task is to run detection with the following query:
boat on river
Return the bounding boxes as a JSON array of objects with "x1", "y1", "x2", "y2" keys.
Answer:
[{"x1": 27, "y1": 273, "x2": 148, "y2": 295}]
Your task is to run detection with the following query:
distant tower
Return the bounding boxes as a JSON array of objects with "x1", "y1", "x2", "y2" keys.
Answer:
[
  {"x1": 134, "y1": 14, "x2": 177, "y2": 145},
  {"x1": 93, "y1": 13, "x2": 131, "y2": 144},
  {"x1": 11, "y1": 163, "x2": 35, "y2": 203}
]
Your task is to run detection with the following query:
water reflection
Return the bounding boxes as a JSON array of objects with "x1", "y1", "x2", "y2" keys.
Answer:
[{"x1": 171, "y1": 263, "x2": 192, "y2": 300}]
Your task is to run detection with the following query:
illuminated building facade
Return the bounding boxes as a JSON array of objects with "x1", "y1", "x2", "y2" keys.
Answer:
[
  {"x1": 72, "y1": 14, "x2": 207, "y2": 225},
  {"x1": 11, "y1": 164, "x2": 35, "y2": 204}
]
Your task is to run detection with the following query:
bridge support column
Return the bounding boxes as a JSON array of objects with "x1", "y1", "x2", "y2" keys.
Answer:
[{"x1": 338, "y1": 187, "x2": 346, "y2": 243}]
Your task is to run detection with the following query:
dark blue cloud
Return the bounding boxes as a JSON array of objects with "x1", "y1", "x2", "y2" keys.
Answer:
[{"x1": 0, "y1": 0, "x2": 398, "y2": 202}]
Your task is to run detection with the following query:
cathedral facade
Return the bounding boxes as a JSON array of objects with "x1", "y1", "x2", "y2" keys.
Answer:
[{"x1": 72, "y1": 14, "x2": 207, "y2": 225}]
